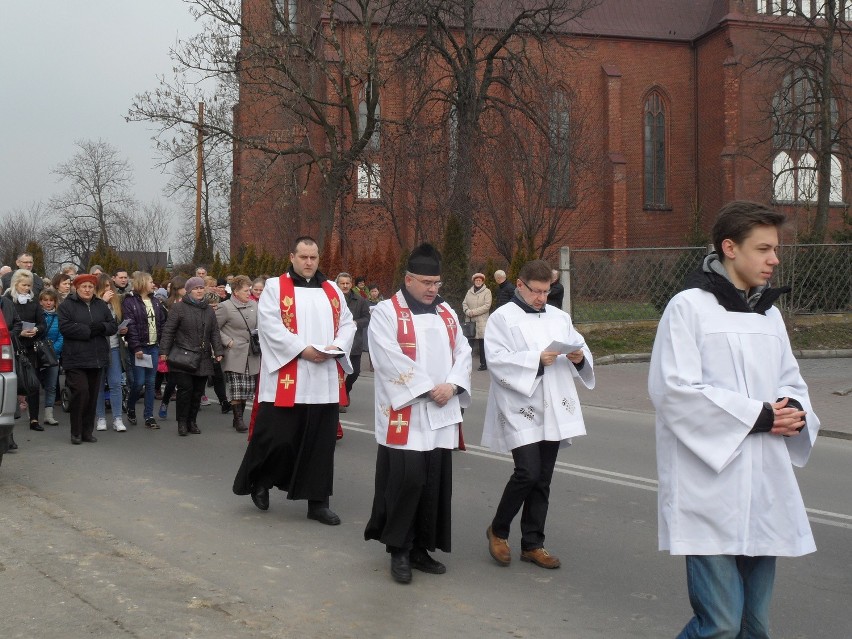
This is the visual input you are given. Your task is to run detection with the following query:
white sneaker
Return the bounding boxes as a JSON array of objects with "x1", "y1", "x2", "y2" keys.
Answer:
[
  {"x1": 96, "y1": 417, "x2": 108, "y2": 431},
  {"x1": 200, "y1": 395, "x2": 211, "y2": 406},
  {"x1": 113, "y1": 418, "x2": 126, "y2": 432}
]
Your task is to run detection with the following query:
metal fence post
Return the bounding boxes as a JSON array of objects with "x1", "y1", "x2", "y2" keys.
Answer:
[{"x1": 560, "y1": 246, "x2": 571, "y2": 315}]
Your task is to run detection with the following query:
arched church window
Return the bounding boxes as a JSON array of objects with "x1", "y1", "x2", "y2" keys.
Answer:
[{"x1": 643, "y1": 91, "x2": 667, "y2": 208}]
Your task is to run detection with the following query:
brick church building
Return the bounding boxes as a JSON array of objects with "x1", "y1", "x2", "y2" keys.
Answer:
[{"x1": 231, "y1": 0, "x2": 849, "y2": 267}]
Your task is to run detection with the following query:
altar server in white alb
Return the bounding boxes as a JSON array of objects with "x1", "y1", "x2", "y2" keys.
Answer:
[
  {"x1": 364, "y1": 243, "x2": 472, "y2": 585},
  {"x1": 482, "y1": 259, "x2": 594, "y2": 570},
  {"x1": 649, "y1": 201, "x2": 819, "y2": 639}
]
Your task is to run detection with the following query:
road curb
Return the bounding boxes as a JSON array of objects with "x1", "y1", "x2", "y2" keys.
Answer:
[{"x1": 596, "y1": 349, "x2": 852, "y2": 365}]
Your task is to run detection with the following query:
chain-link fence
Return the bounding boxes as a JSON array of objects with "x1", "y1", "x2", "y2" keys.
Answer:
[{"x1": 565, "y1": 244, "x2": 851, "y2": 323}]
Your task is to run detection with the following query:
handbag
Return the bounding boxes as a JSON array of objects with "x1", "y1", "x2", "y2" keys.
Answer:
[
  {"x1": 461, "y1": 318, "x2": 476, "y2": 339},
  {"x1": 168, "y1": 345, "x2": 202, "y2": 372},
  {"x1": 13, "y1": 337, "x2": 40, "y2": 395},
  {"x1": 237, "y1": 306, "x2": 261, "y2": 356},
  {"x1": 34, "y1": 339, "x2": 59, "y2": 369}
]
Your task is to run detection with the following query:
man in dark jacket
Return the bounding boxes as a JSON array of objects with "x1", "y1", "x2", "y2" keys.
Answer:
[
  {"x1": 58, "y1": 274, "x2": 118, "y2": 444},
  {"x1": 336, "y1": 272, "x2": 371, "y2": 407},
  {"x1": 547, "y1": 269, "x2": 564, "y2": 309},
  {"x1": 494, "y1": 270, "x2": 516, "y2": 308},
  {"x1": 1, "y1": 253, "x2": 43, "y2": 298}
]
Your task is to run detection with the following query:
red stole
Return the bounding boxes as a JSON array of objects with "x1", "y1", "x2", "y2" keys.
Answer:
[
  {"x1": 247, "y1": 275, "x2": 348, "y2": 440},
  {"x1": 386, "y1": 291, "x2": 465, "y2": 449}
]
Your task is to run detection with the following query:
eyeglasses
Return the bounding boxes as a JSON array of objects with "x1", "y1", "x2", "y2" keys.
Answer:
[
  {"x1": 519, "y1": 280, "x2": 550, "y2": 296},
  {"x1": 410, "y1": 275, "x2": 443, "y2": 289}
]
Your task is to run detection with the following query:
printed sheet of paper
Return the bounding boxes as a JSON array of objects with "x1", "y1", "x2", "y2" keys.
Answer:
[
  {"x1": 137, "y1": 354, "x2": 154, "y2": 368},
  {"x1": 544, "y1": 340, "x2": 585, "y2": 354},
  {"x1": 426, "y1": 395, "x2": 462, "y2": 430}
]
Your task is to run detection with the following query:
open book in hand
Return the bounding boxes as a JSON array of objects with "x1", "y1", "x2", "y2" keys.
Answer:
[{"x1": 311, "y1": 344, "x2": 346, "y2": 358}]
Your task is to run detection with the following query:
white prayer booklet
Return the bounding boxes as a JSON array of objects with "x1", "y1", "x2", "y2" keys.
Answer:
[
  {"x1": 311, "y1": 344, "x2": 346, "y2": 358},
  {"x1": 426, "y1": 395, "x2": 462, "y2": 430},
  {"x1": 118, "y1": 319, "x2": 132, "y2": 330},
  {"x1": 21, "y1": 321, "x2": 35, "y2": 331},
  {"x1": 544, "y1": 340, "x2": 585, "y2": 354},
  {"x1": 137, "y1": 354, "x2": 154, "y2": 368}
]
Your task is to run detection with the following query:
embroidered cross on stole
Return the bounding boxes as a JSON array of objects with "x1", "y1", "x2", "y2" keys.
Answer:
[{"x1": 387, "y1": 292, "x2": 465, "y2": 449}]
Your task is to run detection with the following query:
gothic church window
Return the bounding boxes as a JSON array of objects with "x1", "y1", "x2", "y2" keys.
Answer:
[
  {"x1": 771, "y1": 68, "x2": 843, "y2": 202},
  {"x1": 274, "y1": 0, "x2": 297, "y2": 33},
  {"x1": 643, "y1": 91, "x2": 668, "y2": 208},
  {"x1": 548, "y1": 90, "x2": 571, "y2": 208},
  {"x1": 359, "y1": 81, "x2": 380, "y2": 151}
]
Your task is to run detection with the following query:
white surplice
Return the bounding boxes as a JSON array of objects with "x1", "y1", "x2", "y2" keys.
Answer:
[
  {"x1": 368, "y1": 297, "x2": 472, "y2": 451},
  {"x1": 256, "y1": 275, "x2": 355, "y2": 405},
  {"x1": 649, "y1": 288, "x2": 819, "y2": 557},
  {"x1": 481, "y1": 301, "x2": 595, "y2": 454}
]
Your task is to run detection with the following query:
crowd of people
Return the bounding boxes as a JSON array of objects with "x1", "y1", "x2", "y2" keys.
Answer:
[
  {"x1": 0, "y1": 256, "x2": 387, "y2": 449},
  {"x1": 0, "y1": 200, "x2": 823, "y2": 637}
]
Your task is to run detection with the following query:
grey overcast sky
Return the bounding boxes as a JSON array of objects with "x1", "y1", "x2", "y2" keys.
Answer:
[{"x1": 0, "y1": 0, "x2": 202, "y2": 214}]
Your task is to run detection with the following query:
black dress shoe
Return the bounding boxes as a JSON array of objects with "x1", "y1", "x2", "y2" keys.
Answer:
[
  {"x1": 221, "y1": 401, "x2": 232, "y2": 414},
  {"x1": 306, "y1": 507, "x2": 341, "y2": 526},
  {"x1": 82, "y1": 435, "x2": 98, "y2": 443},
  {"x1": 71, "y1": 435, "x2": 82, "y2": 445},
  {"x1": 251, "y1": 486, "x2": 269, "y2": 511},
  {"x1": 8, "y1": 434, "x2": 18, "y2": 450},
  {"x1": 390, "y1": 551, "x2": 412, "y2": 584},
  {"x1": 478, "y1": 364, "x2": 488, "y2": 371},
  {"x1": 30, "y1": 421, "x2": 44, "y2": 431},
  {"x1": 409, "y1": 548, "x2": 447, "y2": 574}
]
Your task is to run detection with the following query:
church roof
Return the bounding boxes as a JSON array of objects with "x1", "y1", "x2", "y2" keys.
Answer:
[
  {"x1": 331, "y1": 0, "x2": 732, "y2": 44},
  {"x1": 571, "y1": 0, "x2": 730, "y2": 42}
]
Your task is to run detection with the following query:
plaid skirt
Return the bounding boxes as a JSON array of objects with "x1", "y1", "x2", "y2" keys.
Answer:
[{"x1": 225, "y1": 371, "x2": 256, "y2": 401}]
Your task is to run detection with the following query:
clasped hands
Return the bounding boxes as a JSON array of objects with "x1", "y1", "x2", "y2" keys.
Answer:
[
  {"x1": 771, "y1": 397, "x2": 806, "y2": 436},
  {"x1": 301, "y1": 344, "x2": 338, "y2": 364}
]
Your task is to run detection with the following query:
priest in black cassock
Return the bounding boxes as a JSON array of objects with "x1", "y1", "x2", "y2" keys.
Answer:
[
  {"x1": 233, "y1": 236, "x2": 355, "y2": 525},
  {"x1": 364, "y1": 244, "x2": 472, "y2": 584}
]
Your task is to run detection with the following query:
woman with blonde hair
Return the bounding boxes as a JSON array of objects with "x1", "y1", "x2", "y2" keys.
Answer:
[
  {"x1": 5, "y1": 269, "x2": 47, "y2": 430},
  {"x1": 122, "y1": 271, "x2": 166, "y2": 429},
  {"x1": 94, "y1": 274, "x2": 128, "y2": 432}
]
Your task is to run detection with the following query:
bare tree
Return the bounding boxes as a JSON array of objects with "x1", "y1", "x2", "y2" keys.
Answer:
[
  {"x1": 476, "y1": 82, "x2": 602, "y2": 262},
  {"x1": 746, "y1": 0, "x2": 852, "y2": 242},
  {"x1": 129, "y1": 0, "x2": 414, "y2": 251},
  {"x1": 403, "y1": 0, "x2": 599, "y2": 252},
  {"x1": 49, "y1": 139, "x2": 136, "y2": 249},
  {"x1": 0, "y1": 203, "x2": 53, "y2": 269},
  {"x1": 123, "y1": 200, "x2": 175, "y2": 265}
]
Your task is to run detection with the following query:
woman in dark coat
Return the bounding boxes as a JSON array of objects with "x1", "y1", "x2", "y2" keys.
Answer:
[
  {"x1": 1, "y1": 295, "x2": 22, "y2": 451},
  {"x1": 158, "y1": 277, "x2": 224, "y2": 436},
  {"x1": 122, "y1": 272, "x2": 166, "y2": 428},
  {"x1": 5, "y1": 269, "x2": 47, "y2": 430},
  {"x1": 58, "y1": 274, "x2": 118, "y2": 445}
]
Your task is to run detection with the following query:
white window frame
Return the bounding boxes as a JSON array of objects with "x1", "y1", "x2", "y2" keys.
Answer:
[
  {"x1": 773, "y1": 151, "x2": 795, "y2": 201},
  {"x1": 357, "y1": 163, "x2": 381, "y2": 200}
]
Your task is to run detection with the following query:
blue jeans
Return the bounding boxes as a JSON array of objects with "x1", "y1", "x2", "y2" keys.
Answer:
[
  {"x1": 127, "y1": 345, "x2": 159, "y2": 419},
  {"x1": 97, "y1": 347, "x2": 124, "y2": 419},
  {"x1": 40, "y1": 365, "x2": 60, "y2": 406},
  {"x1": 678, "y1": 555, "x2": 776, "y2": 639}
]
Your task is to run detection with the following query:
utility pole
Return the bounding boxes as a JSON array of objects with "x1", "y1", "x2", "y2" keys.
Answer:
[{"x1": 195, "y1": 102, "x2": 204, "y2": 243}]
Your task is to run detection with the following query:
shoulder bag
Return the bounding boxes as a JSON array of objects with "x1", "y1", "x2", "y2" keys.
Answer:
[
  {"x1": 237, "y1": 305, "x2": 261, "y2": 356},
  {"x1": 167, "y1": 308, "x2": 205, "y2": 372},
  {"x1": 13, "y1": 336, "x2": 40, "y2": 395},
  {"x1": 461, "y1": 316, "x2": 476, "y2": 339}
]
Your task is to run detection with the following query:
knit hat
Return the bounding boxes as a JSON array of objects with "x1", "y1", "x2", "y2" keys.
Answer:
[
  {"x1": 74, "y1": 274, "x2": 98, "y2": 288},
  {"x1": 471, "y1": 272, "x2": 485, "y2": 282},
  {"x1": 185, "y1": 277, "x2": 206, "y2": 292},
  {"x1": 154, "y1": 288, "x2": 168, "y2": 299},
  {"x1": 407, "y1": 243, "x2": 441, "y2": 276}
]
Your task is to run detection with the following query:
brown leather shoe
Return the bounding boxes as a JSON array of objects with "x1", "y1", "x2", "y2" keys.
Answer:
[
  {"x1": 520, "y1": 548, "x2": 561, "y2": 569},
  {"x1": 486, "y1": 526, "x2": 511, "y2": 566}
]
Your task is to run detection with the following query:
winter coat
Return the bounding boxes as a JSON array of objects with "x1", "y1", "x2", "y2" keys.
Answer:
[
  {"x1": 495, "y1": 280, "x2": 516, "y2": 308},
  {"x1": 5, "y1": 292, "x2": 47, "y2": 347},
  {"x1": 344, "y1": 290, "x2": 371, "y2": 357},
  {"x1": 462, "y1": 285, "x2": 492, "y2": 340},
  {"x1": 215, "y1": 297, "x2": 260, "y2": 376},
  {"x1": 43, "y1": 310, "x2": 64, "y2": 356},
  {"x1": 58, "y1": 292, "x2": 118, "y2": 369},
  {"x1": 0, "y1": 297, "x2": 22, "y2": 337},
  {"x1": 121, "y1": 292, "x2": 166, "y2": 353},
  {"x1": 159, "y1": 298, "x2": 224, "y2": 378}
]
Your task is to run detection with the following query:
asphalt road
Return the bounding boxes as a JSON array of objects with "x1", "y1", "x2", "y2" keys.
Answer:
[{"x1": 1, "y1": 378, "x2": 850, "y2": 638}]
